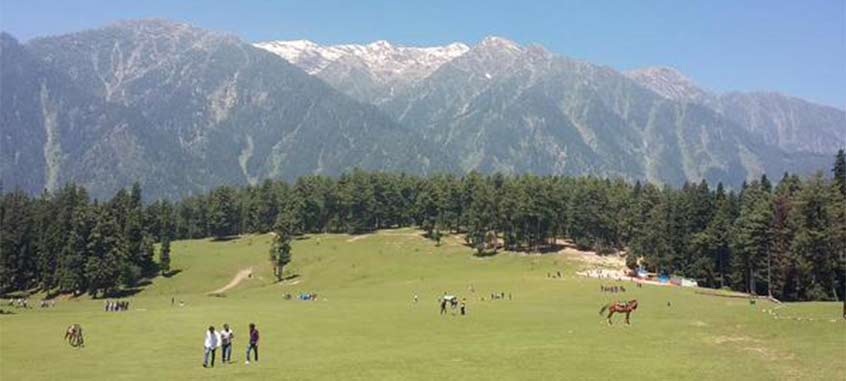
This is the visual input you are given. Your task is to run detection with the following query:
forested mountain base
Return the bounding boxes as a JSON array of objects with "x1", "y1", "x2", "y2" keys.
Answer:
[{"x1": 2, "y1": 151, "x2": 845, "y2": 302}]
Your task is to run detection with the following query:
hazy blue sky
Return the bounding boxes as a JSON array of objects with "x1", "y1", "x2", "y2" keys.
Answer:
[{"x1": 2, "y1": 0, "x2": 844, "y2": 107}]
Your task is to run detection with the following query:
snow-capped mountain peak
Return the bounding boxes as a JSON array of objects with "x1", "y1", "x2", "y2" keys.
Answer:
[
  {"x1": 254, "y1": 39, "x2": 470, "y2": 81},
  {"x1": 368, "y1": 40, "x2": 392, "y2": 48},
  {"x1": 479, "y1": 36, "x2": 521, "y2": 52}
]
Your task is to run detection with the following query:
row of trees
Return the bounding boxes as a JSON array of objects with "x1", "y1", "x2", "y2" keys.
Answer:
[
  {"x1": 0, "y1": 184, "x2": 170, "y2": 297},
  {"x1": 2, "y1": 152, "x2": 845, "y2": 301}
]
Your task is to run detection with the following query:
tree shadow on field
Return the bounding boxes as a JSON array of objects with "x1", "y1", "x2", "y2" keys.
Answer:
[
  {"x1": 279, "y1": 274, "x2": 300, "y2": 282},
  {"x1": 472, "y1": 249, "x2": 500, "y2": 258},
  {"x1": 105, "y1": 280, "x2": 152, "y2": 298},
  {"x1": 2, "y1": 288, "x2": 37, "y2": 299},
  {"x1": 467, "y1": 241, "x2": 568, "y2": 256},
  {"x1": 162, "y1": 269, "x2": 183, "y2": 278},
  {"x1": 527, "y1": 243, "x2": 567, "y2": 254},
  {"x1": 211, "y1": 235, "x2": 240, "y2": 242}
]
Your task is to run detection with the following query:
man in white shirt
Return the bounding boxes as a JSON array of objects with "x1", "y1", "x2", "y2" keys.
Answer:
[
  {"x1": 203, "y1": 326, "x2": 221, "y2": 368},
  {"x1": 220, "y1": 324, "x2": 234, "y2": 363}
]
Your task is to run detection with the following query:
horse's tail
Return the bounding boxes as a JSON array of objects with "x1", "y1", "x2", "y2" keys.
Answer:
[{"x1": 598, "y1": 303, "x2": 610, "y2": 316}]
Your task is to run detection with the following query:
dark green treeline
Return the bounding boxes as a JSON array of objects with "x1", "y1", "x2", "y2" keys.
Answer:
[{"x1": 2, "y1": 151, "x2": 845, "y2": 301}]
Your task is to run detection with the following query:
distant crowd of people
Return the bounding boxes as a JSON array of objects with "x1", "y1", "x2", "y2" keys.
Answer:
[
  {"x1": 600, "y1": 285, "x2": 626, "y2": 293},
  {"x1": 281, "y1": 292, "x2": 319, "y2": 301},
  {"x1": 6, "y1": 298, "x2": 30, "y2": 308},
  {"x1": 203, "y1": 323, "x2": 260, "y2": 368},
  {"x1": 297, "y1": 292, "x2": 318, "y2": 301},
  {"x1": 486, "y1": 291, "x2": 512, "y2": 301},
  {"x1": 39, "y1": 299, "x2": 57, "y2": 308},
  {"x1": 439, "y1": 293, "x2": 467, "y2": 316},
  {"x1": 104, "y1": 300, "x2": 130, "y2": 312}
]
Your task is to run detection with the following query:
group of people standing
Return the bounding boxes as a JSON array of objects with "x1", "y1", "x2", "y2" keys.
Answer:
[
  {"x1": 600, "y1": 285, "x2": 626, "y2": 293},
  {"x1": 7, "y1": 298, "x2": 29, "y2": 308},
  {"x1": 203, "y1": 323, "x2": 260, "y2": 368},
  {"x1": 487, "y1": 291, "x2": 511, "y2": 301},
  {"x1": 104, "y1": 300, "x2": 129, "y2": 312},
  {"x1": 39, "y1": 299, "x2": 56, "y2": 308},
  {"x1": 439, "y1": 294, "x2": 467, "y2": 316}
]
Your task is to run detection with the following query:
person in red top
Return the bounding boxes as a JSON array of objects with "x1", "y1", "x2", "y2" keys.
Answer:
[{"x1": 245, "y1": 323, "x2": 259, "y2": 364}]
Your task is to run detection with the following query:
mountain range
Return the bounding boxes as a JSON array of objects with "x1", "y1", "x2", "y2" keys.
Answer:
[{"x1": 1, "y1": 20, "x2": 842, "y2": 199}]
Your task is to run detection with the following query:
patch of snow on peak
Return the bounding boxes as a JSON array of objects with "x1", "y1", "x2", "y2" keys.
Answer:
[
  {"x1": 368, "y1": 40, "x2": 392, "y2": 48},
  {"x1": 479, "y1": 36, "x2": 521, "y2": 52},
  {"x1": 254, "y1": 39, "x2": 470, "y2": 83}
]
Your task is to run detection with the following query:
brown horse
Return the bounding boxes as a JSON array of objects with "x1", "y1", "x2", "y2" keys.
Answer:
[{"x1": 598, "y1": 299, "x2": 638, "y2": 325}]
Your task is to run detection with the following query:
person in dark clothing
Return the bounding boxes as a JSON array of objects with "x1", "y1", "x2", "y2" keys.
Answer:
[
  {"x1": 460, "y1": 299, "x2": 466, "y2": 316},
  {"x1": 245, "y1": 323, "x2": 259, "y2": 364},
  {"x1": 440, "y1": 299, "x2": 447, "y2": 315}
]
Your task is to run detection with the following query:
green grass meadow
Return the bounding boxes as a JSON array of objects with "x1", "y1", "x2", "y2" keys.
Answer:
[{"x1": 1, "y1": 229, "x2": 844, "y2": 380}]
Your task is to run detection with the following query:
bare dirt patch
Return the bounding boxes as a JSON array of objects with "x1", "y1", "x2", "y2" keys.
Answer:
[
  {"x1": 208, "y1": 267, "x2": 253, "y2": 295},
  {"x1": 347, "y1": 234, "x2": 372, "y2": 242},
  {"x1": 711, "y1": 336, "x2": 796, "y2": 361},
  {"x1": 712, "y1": 336, "x2": 759, "y2": 345}
]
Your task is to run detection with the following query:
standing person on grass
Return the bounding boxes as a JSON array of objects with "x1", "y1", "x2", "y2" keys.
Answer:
[
  {"x1": 246, "y1": 323, "x2": 259, "y2": 364},
  {"x1": 203, "y1": 326, "x2": 220, "y2": 368},
  {"x1": 220, "y1": 324, "x2": 234, "y2": 364}
]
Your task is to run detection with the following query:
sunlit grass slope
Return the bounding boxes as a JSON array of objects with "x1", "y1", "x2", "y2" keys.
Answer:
[{"x1": 1, "y1": 229, "x2": 843, "y2": 380}]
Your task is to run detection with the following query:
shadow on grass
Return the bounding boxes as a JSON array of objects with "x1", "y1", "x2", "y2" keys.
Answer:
[
  {"x1": 103, "y1": 279, "x2": 152, "y2": 299},
  {"x1": 162, "y1": 269, "x2": 183, "y2": 278},
  {"x1": 462, "y1": 239, "x2": 575, "y2": 257},
  {"x1": 472, "y1": 250, "x2": 500, "y2": 258},
  {"x1": 211, "y1": 235, "x2": 240, "y2": 242},
  {"x1": 1, "y1": 288, "x2": 39, "y2": 299}
]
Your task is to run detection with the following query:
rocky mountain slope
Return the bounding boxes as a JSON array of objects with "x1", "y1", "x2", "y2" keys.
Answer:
[
  {"x1": 1, "y1": 21, "x2": 841, "y2": 199},
  {"x1": 1, "y1": 21, "x2": 450, "y2": 199},
  {"x1": 259, "y1": 36, "x2": 841, "y2": 185},
  {"x1": 625, "y1": 67, "x2": 845, "y2": 155}
]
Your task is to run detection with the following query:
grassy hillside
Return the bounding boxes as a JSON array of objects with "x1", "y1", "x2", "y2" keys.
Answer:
[{"x1": 1, "y1": 229, "x2": 843, "y2": 380}]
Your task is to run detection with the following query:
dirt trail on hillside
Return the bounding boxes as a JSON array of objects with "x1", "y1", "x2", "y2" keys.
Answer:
[
  {"x1": 347, "y1": 234, "x2": 372, "y2": 242},
  {"x1": 209, "y1": 267, "x2": 253, "y2": 295}
]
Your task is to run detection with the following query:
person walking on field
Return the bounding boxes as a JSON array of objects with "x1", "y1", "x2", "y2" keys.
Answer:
[
  {"x1": 220, "y1": 324, "x2": 234, "y2": 364},
  {"x1": 203, "y1": 326, "x2": 220, "y2": 368},
  {"x1": 245, "y1": 323, "x2": 259, "y2": 364}
]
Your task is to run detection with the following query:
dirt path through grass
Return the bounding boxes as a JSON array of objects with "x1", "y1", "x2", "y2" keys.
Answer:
[
  {"x1": 347, "y1": 234, "x2": 372, "y2": 242},
  {"x1": 209, "y1": 267, "x2": 253, "y2": 294}
]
